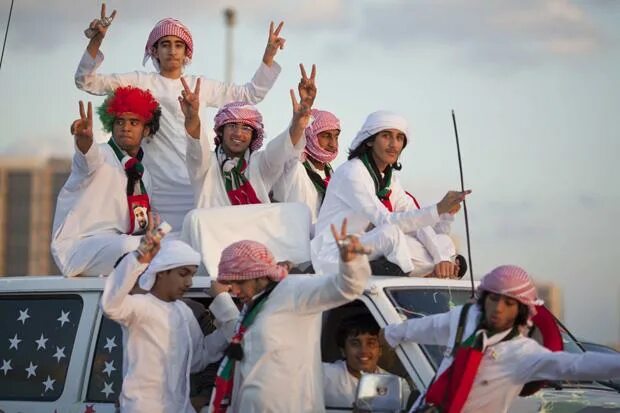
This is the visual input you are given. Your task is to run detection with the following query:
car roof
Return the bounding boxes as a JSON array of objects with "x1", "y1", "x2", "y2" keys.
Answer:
[{"x1": 0, "y1": 274, "x2": 479, "y2": 293}]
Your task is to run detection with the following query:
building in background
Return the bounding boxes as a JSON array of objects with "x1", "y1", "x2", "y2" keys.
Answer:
[
  {"x1": 536, "y1": 282, "x2": 563, "y2": 321},
  {"x1": 0, "y1": 157, "x2": 70, "y2": 276}
]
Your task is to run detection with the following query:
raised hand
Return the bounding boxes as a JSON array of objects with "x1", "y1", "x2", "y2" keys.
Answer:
[
  {"x1": 178, "y1": 77, "x2": 201, "y2": 139},
  {"x1": 298, "y1": 63, "x2": 317, "y2": 109},
  {"x1": 262, "y1": 21, "x2": 285, "y2": 67},
  {"x1": 437, "y1": 190, "x2": 471, "y2": 215},
  {"x1": 71, "y1": 101, "x2": 94, "y2": 154},
  {"x1": 136, "y1": 212, "x2": 162, "y2": 264},
  {"x1": 85, "y1": 3, "x2": 117, "y2": 41},
  {"x1": 330, "y1": 218, "x2": 371, "y2": 263}
]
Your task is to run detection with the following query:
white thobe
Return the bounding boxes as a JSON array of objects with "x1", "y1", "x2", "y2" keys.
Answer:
[
  {"x1": 322, "y1": 360, "x2": 411, "y2": 409},
  {"x1": 384, "y1": 304, "x2": 620, "y2": 413},
  {"x1": 312, "y1": 158, "x2": 456, "y2": 275},
  {"x1": 75, "y1": 51, "x2": 281, "y2": 229},
  {"x1": 51, "y1": 142, "x2": 151, "y2": 277},
  {"x1": 271, "y1": 159, "x2": 325, "y2": 235},
  {"x1": 101, "y1": 253, "x2": 239, "y2": 413},
  {"x1": 223, "y1": 255, "x2": 371, "y2": 413},
  {"x1": 186, "y1": 128, "x2": 305, "y2": 208}
]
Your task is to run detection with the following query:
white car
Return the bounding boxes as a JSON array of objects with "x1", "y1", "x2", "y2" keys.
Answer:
[{"x1": 1, "y1": 275, "x2": 619, "y2": 413}]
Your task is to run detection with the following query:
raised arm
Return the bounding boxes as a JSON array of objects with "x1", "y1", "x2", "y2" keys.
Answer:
[
  {"x1": 179, "y1": 77, "x2": 213, "y2": 190},
  {"x1": 75, "y1": 5, "x2": 138, "y2": 95},
  {"x1": 292, "y1": 220, "x2": 371, "y2": 314},
  {"x1": 85, "y1": 4, "x2": 116, "y2": 59},
  {"x1": 100, "y1": 222, "x2": 160, "y2": 325},
  {"x1": 69, "y1": 101, "x2": 105, "y2": 177},
  {"x1": 258, "y1": 64, "x2": 315, "y2": 182}
]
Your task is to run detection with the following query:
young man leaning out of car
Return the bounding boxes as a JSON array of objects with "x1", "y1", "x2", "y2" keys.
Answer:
[
  {"x1": 382, "y1": 265, "x2": 620, "y2": 413},
  {"x1": 100, "y1": 224, "x2": 239, "y2": 413}
]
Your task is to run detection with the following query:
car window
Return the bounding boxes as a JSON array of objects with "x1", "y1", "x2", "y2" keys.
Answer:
[
  {"x1": 385, "y1": 287, "x2": 472, "y2": 368},
  {"x1": 0, "y1": 294, "x2": 83, "y2": 401},
  {"x1": 321, "y1": 300, "x2": 417, "y2": 411},
  {"x1": 86, "y1": 315, "x2": 123, "y2": 403}
]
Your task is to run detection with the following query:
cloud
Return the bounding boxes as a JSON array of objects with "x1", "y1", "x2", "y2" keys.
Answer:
[{"x1": 358, "y1": 0, "x2": 602, "y2": 65}]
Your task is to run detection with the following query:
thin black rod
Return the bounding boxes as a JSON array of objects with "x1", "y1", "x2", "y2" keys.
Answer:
[
  {"x1": 0, "y1": 0, "x2": 15, "y2": 71},
  {"x1": 451, "y1": 110, "x2": 475, "y2": 297}
]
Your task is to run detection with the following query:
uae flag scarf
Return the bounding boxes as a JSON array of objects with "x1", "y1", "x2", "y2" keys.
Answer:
[
  {"x1": 360, "y1": 152, "x2": 393, "y2": 211},
  {"x1": 422, "y1": 304, "x2": 520, "y2": 413},
  {"x1": 108, "y1": 138, "x2": 150, "y2": 234},
  {"x1": 217, "y1": 145, "x2": 261, "y2": 205},
  {"x1": 303, "y1": 160, "x2": 332, "y2": 203},
  {"x1": 212, "y1": 283, "x2": 276, "y2": 412}
]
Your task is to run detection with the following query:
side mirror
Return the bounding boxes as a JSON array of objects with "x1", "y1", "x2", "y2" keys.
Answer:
[{"x1": 354, "y1": 373, "x2": 402, "y2": 413}]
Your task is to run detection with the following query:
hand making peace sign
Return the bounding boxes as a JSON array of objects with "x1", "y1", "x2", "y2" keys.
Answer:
[
  {"x1": 85, "y1": 3, "x2": 117, "y2": 41},
  {"x1": 71, "y1": 101, "x2": 94, "y2": 154},
  {"x1": 262, "y1": 21, "x2": 286, "y2": 67},
  {"x1": 290, "y1": 63, "x2": 317, "y2": 131},
  {"x1": 179, "y1": 77, "x2": 202, "y2": 139}
]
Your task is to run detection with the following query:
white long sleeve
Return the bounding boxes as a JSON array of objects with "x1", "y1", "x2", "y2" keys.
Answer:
[
  {"x1": 100, "y1": 253, "x2": 149, "y2": 325},
  {"x1": 384, "y1": 310, "x2": 453, "y2": 348}
]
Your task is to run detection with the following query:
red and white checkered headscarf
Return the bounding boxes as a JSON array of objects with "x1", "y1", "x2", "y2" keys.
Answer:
[
  {"x1": 217, "y1": 240, "x2": 288, "y2": 282},
  {"x1": 143, "y1": 18, "x2": 193, "y2": 69},
  {"x1": 214, "y1": 102, "x2": 265, "y2": 152},
  {"x1": 478, "y1": 265, "x2": 544, "y2": 317},
  {"x1": 303, "y1": 109, "x2": 340, "y2": 164}
]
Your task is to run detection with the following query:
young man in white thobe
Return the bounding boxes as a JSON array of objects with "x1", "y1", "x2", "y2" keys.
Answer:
[
  {"x1": 182, "y1": 64, "x2": 317, "y2": 208},
  {"x1": 383, "y1": 265, "x2": 620, "y2": 413},
  {"x1": 76, "y1": 5, "x2": 285, "y2": 229},
  {"x1": 322, "y1": 313, "x2": 410, "y2": 410},
  {"x1": 271, "y1": 108, "x2": 340, "y2": 235},
  {"x1": 209, "y1": 221, "x2": 371, "y2": 413},
  {"x1": 311, "y1": 110, "x2": 469, "y2": 277},
  {"x1": 51, "y1": 87, "x2": 161, "y2": 277},
  {"x1": 101, "y1": 234, "x2": 239, "y2": 413}
]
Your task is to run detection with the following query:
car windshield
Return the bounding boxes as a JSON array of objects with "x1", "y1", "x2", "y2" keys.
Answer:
[{"x1": 384, "y1": 287, "x2": 617, "y2": 391}]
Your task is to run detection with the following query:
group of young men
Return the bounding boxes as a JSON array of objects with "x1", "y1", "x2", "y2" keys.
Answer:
[{"x1": 48, "y1": 6, "x2": 620, "y2": 413}]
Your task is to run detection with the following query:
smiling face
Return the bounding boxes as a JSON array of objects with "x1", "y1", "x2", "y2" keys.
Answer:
[
  {"x1": 484, "y1": 292, "x2": 520, "y2": 332},
  {"x1": 368, "y1": 128, "x2": 406, "y2": 171},
  {"x1": 154, "y1": 35, "x2": 187, "y2": 75},
  {"x1": 112, "y1": 113, "x2": 150, "y2": 157},
  {"x1": 152, "y1": 265, "x2": 197, "y2": 302},
  {"x1": 220, "y1": 122, "x2": 255, "y2": 157},
  {"x1": 343, "y1": 332, "x2": 382, "y2": 378}
]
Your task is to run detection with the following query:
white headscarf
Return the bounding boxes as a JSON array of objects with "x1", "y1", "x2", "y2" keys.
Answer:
[
  {"x1": 139, "y1": 240, "x2": 201, "y2": 290},
  {"x1": 349, "y1": 111, "x2": 410, "y2": 152}
]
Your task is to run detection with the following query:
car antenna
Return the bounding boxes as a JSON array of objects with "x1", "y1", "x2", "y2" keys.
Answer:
[
  {"x1": 0, "y1": 0, "x2": 15, "y2": 72},
  {"x1": 451, "y1": 110, "x2": 475, "y2": 297}
]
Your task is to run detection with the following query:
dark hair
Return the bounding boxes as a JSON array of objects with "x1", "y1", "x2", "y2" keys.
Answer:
[
  {"x1": 336, "y1": 314, "x2": 380, "y2": 349},
  {"x1": 146, "y1": 107, "x2": 162, "y2": 136},
  {"x1": 347, "y1": 133, "x2": 405, "y2": 171},
  {"x1": 477, "y1": 291, "x2": 529, "y2": 327}
]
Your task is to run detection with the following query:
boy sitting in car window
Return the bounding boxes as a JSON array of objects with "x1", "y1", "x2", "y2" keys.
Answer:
[{"x1": 323, "y1": 314, "x2": 410, "y2": 409}]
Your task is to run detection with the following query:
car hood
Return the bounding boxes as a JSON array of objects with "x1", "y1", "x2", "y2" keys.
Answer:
[{"x1": 510, "y1": 386, "x2": 620, "y2": 412}]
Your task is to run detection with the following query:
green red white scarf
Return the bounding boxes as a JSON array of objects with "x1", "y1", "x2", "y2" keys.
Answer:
[
  {"x1": 108, "y1": 138, "x2": 150, "y2": 234},
  {"x1": 424, "y1": 305, "x2": 519, "y2": 412},
  {"x1": 303, "y1": 160, "x2": 332, "y2": 202},
  {"x1": 360, "y1": 152, "x2": 393, "y2": 211},
  {"x1": 212, "y1": 284, "x2": 276, "y2": 412},
  {"x1": 217, "y1": 146, "x2": 261, "y2": 205}
]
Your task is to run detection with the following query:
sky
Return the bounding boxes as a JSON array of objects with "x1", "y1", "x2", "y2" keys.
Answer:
[{"x1": 0, "y1": 0, "x2": 619, "y2": 345}]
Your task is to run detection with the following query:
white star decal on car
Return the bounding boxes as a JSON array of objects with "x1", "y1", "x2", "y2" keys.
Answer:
[
  {"x1": 101, "y1": 381, "x2": 114, "y2": 398},
  {"x1": 52, "y1": 346, "x2": 66, "y2": 363},
  {"x1": 8, "y1": 333, "x2": 22, "y2": 350},
  {"x1": 17, "y1": 308, "x2": 30, "y2": 324},
  {"x1": 104, "y1": 336, "x2": 117, "y2": 353},
  {"x1": 42, "y1": 375, "x2": 56, "y2": 392},
  {"x1": 57, "y1": 310, "x2": 71, "y2": 327},
  {"x1": 102, "y1": 360, "x2": 116, "y2": 377},
  {"x1": 25, "y1": 362, "x2": 38, "y2": 379},
  {"x1": 35, "y1": 333, "x2": 48, "y2": 350}
]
